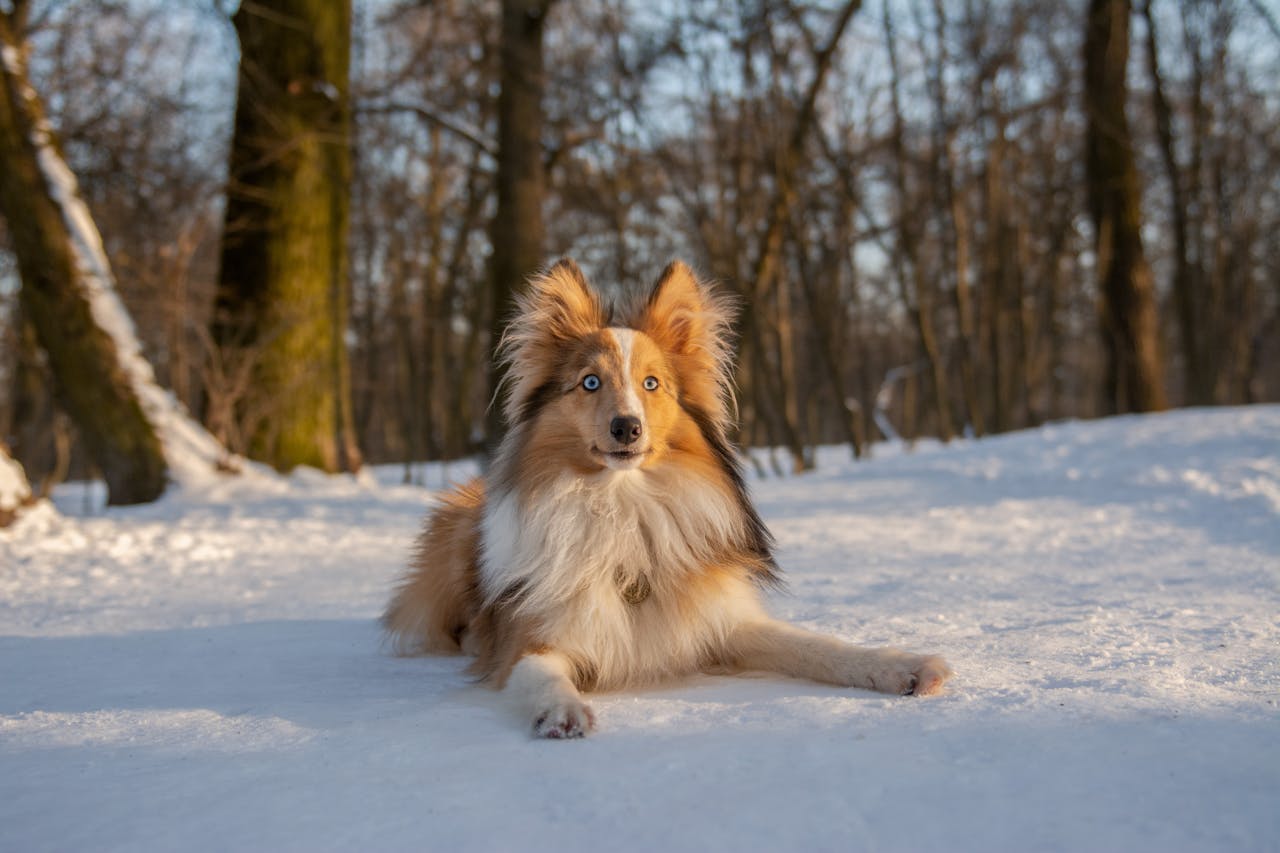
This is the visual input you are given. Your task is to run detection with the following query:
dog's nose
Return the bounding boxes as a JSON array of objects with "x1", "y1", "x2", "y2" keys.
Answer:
[{"x1": 610, "y1": 416, "x2": 643, "y2": 445}]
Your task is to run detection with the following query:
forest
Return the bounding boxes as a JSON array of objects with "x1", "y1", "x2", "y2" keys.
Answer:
[
  {"x1": 2, "y1": 5, "x2": 1278, "y2": 842},
  {"x1": 1, "y1": 0, "x2": 1278, "y2": 507}
]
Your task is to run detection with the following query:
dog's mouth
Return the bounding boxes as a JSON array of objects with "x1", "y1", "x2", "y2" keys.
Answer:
[{"x1": 593, "y1": 447, "x2": 649, "y2": 470}]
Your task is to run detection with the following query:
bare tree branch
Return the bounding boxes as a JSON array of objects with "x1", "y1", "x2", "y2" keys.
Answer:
[{"x1": 356, "y1": 100, "x2": 498, "y2": 157}]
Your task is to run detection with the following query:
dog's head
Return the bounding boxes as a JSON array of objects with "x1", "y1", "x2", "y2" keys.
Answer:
[{"x1": 498, "y1": 259, "x2": 736, "y2": 474}]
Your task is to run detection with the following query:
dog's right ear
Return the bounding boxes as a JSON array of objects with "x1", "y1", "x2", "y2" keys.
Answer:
[
  {"x1": 499, "y1": 258, "x2": 606, "y2": 425},
  {"x1": 513, "y1": 259, "x2": 605, "y2": 347}
]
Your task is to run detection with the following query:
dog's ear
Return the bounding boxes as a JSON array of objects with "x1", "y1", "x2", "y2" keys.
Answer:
[
  {"x1": 637, "y1": 261, "x2": 737, "y2": 428},
  {"x1": 499, "y1": 258, "x2": 606, "y2": 425},
  {"x1": 512, "y1": 258, "x2": 606, "y2": 347}
]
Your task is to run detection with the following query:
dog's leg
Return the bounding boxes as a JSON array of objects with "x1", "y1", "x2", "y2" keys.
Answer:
[
  {"x1": 723, "y1": 619, "x2": 952, "y2": 696},
  {"x1": 507, "y1": 650, "x2": 597, "y2": 738}
]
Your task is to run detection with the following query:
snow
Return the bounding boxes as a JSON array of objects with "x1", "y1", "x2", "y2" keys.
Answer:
[
  {"x1": 2, "y1": 407, "x2": 1277, "y2": 851},
  {"x1": 0, "y1": 447, "x2": 32, "y2": 515},
  {"x1": 1, "y1": 45, "x2": 21, "y2": 78},
  {"x1": 4, "y1": 43, "x2": 230, "y2": 486}
]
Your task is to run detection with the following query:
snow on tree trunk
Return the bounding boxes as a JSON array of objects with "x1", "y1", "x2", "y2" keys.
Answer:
[{"x1": 0, "y1": 28, "x2": 231, "y2": 503}]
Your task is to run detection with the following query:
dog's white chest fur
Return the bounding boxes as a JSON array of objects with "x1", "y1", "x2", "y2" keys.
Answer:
[
  {"x1": 480, "y1": 469, "x2": 737, "y2": 600},
  {"x1": 479, "y1": 469, "x2": 764, "y2": 685}
]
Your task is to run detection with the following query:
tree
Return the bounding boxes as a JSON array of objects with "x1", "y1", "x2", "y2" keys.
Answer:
[
  {"x1": 0, "y1": 7, "x2": 166, "y2": 504},
  {"x1": 1141, "y1": 0, "x2": 1203, "y2": 405},
  {"x1": 923, "y1": 0, "x2": 983, "y2": 436},
  {"x1": 213, "y1": 0, "x2": 360, "y2": 472},
  {"x1": 1083, "y1": 0, "x2": 1168, "y2": 413},
  {"x1": 485, "y1": 0, "x2": 555, "y2": 447},
  {"x1": 7, "y1": 0, "x2": 1277, "y2": 473},
  {"x1": 883, "y1": 0, "x2": 955, "y2": 442}
]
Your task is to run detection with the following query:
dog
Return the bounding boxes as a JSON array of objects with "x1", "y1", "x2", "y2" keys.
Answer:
[{"x1": 383, "y1": 259, "x2": 951, "y2": 737}]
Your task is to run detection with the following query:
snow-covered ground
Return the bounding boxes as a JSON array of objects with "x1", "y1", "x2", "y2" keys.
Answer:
[{"x1": 2, "y1": 407, "x2": 1277, "y2": 851}]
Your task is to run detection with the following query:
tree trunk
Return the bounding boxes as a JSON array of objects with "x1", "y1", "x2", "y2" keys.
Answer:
[
  {"x1": 444, "y1": 154, "x2": 490, "y2": 457},
  {"x1": 1141, "y1": 0, "x2": 1205, "y2": 406},
  {"x1": 742, "y1": 0, "x2": 862, "y2": 471},
  {"x1": 790, "y1": 206, "x2": 865, "y2": 459},
  {"x1": 486, "y1": 0, "x2": 554, "y2": 447},
  {"x1": 925, "y1": 0, "x2": 982, "y2": 436},
  {"x1": 0, "y1": 17, "x2": 167, "y2": 504},
  {"x1": 420, "y1": 125, "x2": 448, "y2": 462},
  {"x1": 1083, "y1": 0, "x2": 1168, "y2": 413},
  {"x1": 981, "y1": 112, "x2": 1016, "y2": 433},
  {"x1": 947, "y1": 156, "x2": 983, "y2": 436},
  {"x1": 1182, "y1": 18, "x2": 1218, "y2": 400},
  {"x1": 387, "y1": 227, "x2": 418, "y2": 465},
  {"x1": 213, "y1": 0, "x2": 361, "y2": 472},
  {"x1": 7, "y1": 312, "x2": 59, "y2": 489},
  {"x1": 884, "y1": 2, "x2": 955, "y2": 441}
]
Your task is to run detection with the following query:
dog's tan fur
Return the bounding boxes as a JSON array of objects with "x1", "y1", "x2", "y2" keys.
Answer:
[{"x1": 384, "y1": 259, "x2": 951, "y2": 737}]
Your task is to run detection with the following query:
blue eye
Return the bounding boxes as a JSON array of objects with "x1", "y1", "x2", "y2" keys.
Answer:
[
  {"x1": 582, "y1": 374, "x2": 601, "y2": 391},
  {"x1": 643, "y1": 376, "x2": 659, "y2": 391}
]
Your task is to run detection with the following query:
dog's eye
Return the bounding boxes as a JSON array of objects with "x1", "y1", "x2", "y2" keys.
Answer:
[
  {"x1": 643, "y1": 376, "x2": 659, "y2": 391},
  {"x1": 582, "y1": 374, "x2": 601, "y2": 392}
]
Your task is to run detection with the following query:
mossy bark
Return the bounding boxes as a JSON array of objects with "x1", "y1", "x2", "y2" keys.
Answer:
[
  {"x1": 214, "y1": 0, "x2": 360, "y2": 472},
  {"x1": 0, "y1": 20, "x2": 167, "y2": 505}
]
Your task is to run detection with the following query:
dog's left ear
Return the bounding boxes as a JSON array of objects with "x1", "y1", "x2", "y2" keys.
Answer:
[{"x1": 637, "y1": 261, "x2": 736, "y2": 427}]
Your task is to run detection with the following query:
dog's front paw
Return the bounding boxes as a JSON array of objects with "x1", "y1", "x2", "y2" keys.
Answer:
[
  {"x1": 868, "y1": 651, "x2": 952, "y2": 696},
  {"x1": 533, "y1": 699, "x2": 596, "y2": 739},
  {"x1": 903, "y1": 654, "x2": 951, "y2": 696}
]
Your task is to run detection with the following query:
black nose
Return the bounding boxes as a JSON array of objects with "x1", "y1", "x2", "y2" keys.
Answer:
[{"x1": 610, "y1": 416, "x2": 643, "y2": 445}]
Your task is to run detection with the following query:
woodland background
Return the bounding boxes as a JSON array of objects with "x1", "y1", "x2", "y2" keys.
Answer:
[{"x1": 1, "y1": 0, "x2": 1278, "y2": 505}]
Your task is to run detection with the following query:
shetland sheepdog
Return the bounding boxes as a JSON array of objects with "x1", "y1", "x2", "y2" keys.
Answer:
[{"x1": 383, "y1": 259, "x2": 951, "y2": 738}]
